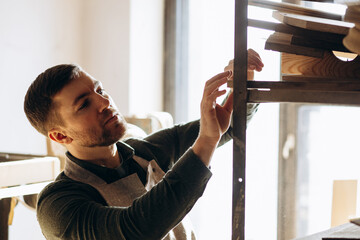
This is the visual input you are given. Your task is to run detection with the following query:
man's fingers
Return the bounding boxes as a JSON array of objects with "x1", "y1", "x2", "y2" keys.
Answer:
[
  {"x1": 222, "y1": 91, "x2": 233, "y2": 112},
  {"x1": 209, "y1": 89, "x2": 227, "y2": 101},
  {"x1": 249, "y1": 55, "x2": 263, "y2": 67},
  {"x1": 248, "y1": 49, "x2": 264, "y2": 72},
  {"x1": 206, "y1": 71, "x2": 231, "y2": 86},
  {"x1": 204, "y1": 72, "x2": 230, "y2": 96},
  {"x1": 248, "y1": 48, "x2": 260, "y2": 58},
  {"x1": 202, "y1": 89, "x2": 227, "y2": 113}
]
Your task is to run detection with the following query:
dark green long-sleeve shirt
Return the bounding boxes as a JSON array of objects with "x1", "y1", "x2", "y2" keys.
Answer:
[{"x1": 37, "y1": 104, "x2": 258, "y2": 240}]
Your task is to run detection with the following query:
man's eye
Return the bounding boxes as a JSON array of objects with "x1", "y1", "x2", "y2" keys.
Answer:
[{"x1": 79, "y1": 99, "x2": 89, "y2": 110}]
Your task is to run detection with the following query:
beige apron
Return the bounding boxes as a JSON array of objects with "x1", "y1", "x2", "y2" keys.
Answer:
[{"x1": 64, "y1": 156, "x2": 196, "y2": 240}]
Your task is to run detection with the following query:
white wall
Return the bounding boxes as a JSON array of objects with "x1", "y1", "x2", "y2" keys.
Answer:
[
  {"x1": 0, "y1": 0, "x2": 164, "y2": 155},
  {"x1": 129, "y1": 0, "x2": 164, "y2": 114},
  {"x1": 81, "y1": 0, "x2": 132, "y2": 115},
  {"x1": 80, "y1": 0, "x2": 164, "y2": 116},
  {"x1": 0, "y1": 1, "x2": 164, "y2": 239},
  {"x1": 0, "y1": 0, "x2": 84, "y2": 155}
]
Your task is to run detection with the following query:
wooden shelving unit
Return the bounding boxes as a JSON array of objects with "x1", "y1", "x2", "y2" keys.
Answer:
[{"x1": 232, "y1": 0, "x2": 360, "y2": 239}]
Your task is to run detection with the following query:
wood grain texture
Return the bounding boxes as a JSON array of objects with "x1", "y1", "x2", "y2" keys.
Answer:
[
  {"x1": 249, "y1": 80, "x2": 360, "y2": 91},
  {"x1": 273, "y1": 11, "x2": 354, "y2": 35},
  {"x1": 248, "y1": 89, "x2": 360, "y2": 105},
  {"x1": 281, "y1": 52, "x2": 360, "y2": 78},
  {"x1": 248, "y1": 19, "x2": 346, "y2": 44},
  {"x1": 290, "y1": 34, "x2": 349, "y2": 52},
  {"x1": 266, "y1": 32, "x2": 325, "y2": 57},
  {"x1": 233, "y1": 0, "x2": 248, "y2": 239},
  {"x1": 282, "y1": 74, "x2": 360, "y2": 82},
  {"x1": 248, "y1": 0, "x2": 342, "y2": 20},
  {"x1": 229, "y1": 79, "x2": 360, "y2": 91}
]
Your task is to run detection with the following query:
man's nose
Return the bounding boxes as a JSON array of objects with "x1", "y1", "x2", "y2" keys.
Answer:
[{"x1": 97, "y1": 94, "x2": 111, "y2": 112}]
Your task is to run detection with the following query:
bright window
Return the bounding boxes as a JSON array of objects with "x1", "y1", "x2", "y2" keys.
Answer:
[{"x1": 187, "y1": 1, "x2": 279, "y2": 239}]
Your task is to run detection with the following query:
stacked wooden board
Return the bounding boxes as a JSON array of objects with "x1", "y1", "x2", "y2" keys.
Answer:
[
  {"x1": 243, "y1": 1, "x2": 360, "y2": 239},
  {"x1": 248, "y1": 0, "x2": 342, "y2": 20},
  {"x1": 243, "y1": 1, "x2": 360, "y2": 105}
]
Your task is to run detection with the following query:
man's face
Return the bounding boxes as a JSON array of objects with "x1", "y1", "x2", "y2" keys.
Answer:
[{"x1": 52, "y1": 71, "x2": 127, "y2": 147}]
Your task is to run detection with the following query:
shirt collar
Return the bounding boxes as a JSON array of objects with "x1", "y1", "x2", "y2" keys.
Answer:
[{"x1": 65, "y1": 141, "x2": 146, "y2": 184}]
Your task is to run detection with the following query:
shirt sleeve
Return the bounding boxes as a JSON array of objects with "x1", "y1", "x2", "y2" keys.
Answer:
[
  {"x1": 37, "y1": 149, "x2": 212, "y2": 240},
  {"x1": 131, "y1": 103, "x2": 259, "y2": 169}
]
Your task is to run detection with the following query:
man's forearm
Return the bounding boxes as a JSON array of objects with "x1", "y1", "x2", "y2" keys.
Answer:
[{"x1": 192, "y1": 136, "x2": 218, "y2": 167}]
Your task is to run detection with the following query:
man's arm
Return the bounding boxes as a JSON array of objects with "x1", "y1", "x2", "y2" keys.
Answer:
[
  {"x1": 192, "y1": 71, "x2": 233, "y2": 167},
  {"x1": 37, "y1": 149, "x2": 211, "y2": 240}
]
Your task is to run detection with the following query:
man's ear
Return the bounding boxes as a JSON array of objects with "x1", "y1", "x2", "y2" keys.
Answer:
[{"x1": 48, "y1": 129, "x2": 73, "y2": 144}]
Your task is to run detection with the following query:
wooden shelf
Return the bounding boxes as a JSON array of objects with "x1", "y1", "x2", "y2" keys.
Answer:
[{"x1": 233, "y1": 0, "x2": 360, "y2": 240}]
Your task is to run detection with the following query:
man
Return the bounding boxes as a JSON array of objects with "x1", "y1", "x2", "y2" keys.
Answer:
[{"x1": 24, "y1": 50, "x2": 263, "y2": 240}]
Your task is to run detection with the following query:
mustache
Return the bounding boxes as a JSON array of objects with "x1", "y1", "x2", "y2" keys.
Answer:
[{"x1": 102, "y1": 108, "x2": 119, "y2": 126}]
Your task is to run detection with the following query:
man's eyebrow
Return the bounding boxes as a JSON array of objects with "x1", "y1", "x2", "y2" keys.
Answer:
[
  {"x1": 72, "y1": 92, "x2": 89, "y2": 107},
  {"x1": 72, "y1": 81, "x2": 101, "y2": 107}
]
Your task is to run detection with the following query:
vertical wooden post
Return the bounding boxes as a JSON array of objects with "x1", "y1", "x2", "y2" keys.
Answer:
[
  {"x1": 0, "y1": 198, "x2": 11, "y2": 240},
  {"x1": 277, "y1": 103, "x2": 299, "y2": 240},
  {"x1": 163, "y1": 0, "x2": 189, "y2": 123},
  {"x1": 233, "y1": 0, "x2": 248, "y2": 239}
]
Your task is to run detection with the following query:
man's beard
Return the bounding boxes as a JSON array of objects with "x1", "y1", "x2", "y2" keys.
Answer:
[{"x1": 70, "y1": 120, "x2": 127, "y2": 147}]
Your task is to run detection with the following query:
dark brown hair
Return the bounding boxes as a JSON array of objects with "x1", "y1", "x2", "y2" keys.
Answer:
[{"x1": 24, "y1": 64, "x2": 81, "y2": 136}]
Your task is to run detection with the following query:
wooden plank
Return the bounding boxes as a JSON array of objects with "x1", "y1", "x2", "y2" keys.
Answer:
[
  {"x1": 0, "y1": 198, "x2": 10, "y2": 240},
  {"x1": 0, "y1": 157, "x2": 60, "y2": 188},
  {"x1": 282, "y1": 75, "x2": 360, "y2": 82},
  {"x1": 273, "y1": 11, "x2": 354, "y2": 35},
  {"x1": 290, "y1": 34, "x2": 350, "y2": 52},
  {"x1": 248, "y1": 0, "x2": 342, "y2": 20},
  {"x1": 265, "y1": 32, "x2": 325, "y2": 57},
  {"x1": 248, "y1": 89, "x2": 360, "y2": 105},
  {"x1": 277, "y1": 103, "x2": 301, "y2": 240},
  {"x1": 331, "y1": 180, "x2": 357, "y2": 228},
  {"x1": 281, "y1": 52, "x2": 360, "y2": 78},
  {"x1": 0, "y1": 182, "x2": 51, "y2": 199},
  {"x1": 233, "y1": 0, "x2": 248, "y2": 239},
  {"x1": 249, "y1": 19, "x2": 349, "y2": 52},
  {"x1": 248, "y1": 19, "x2": 346, "y2": 44},
  {"x1": 228, "y1": 78, "x2": 360, "y2": 89},
  {"x1": 248, "y1": 80, "x2": 360, "y2": 91}
]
